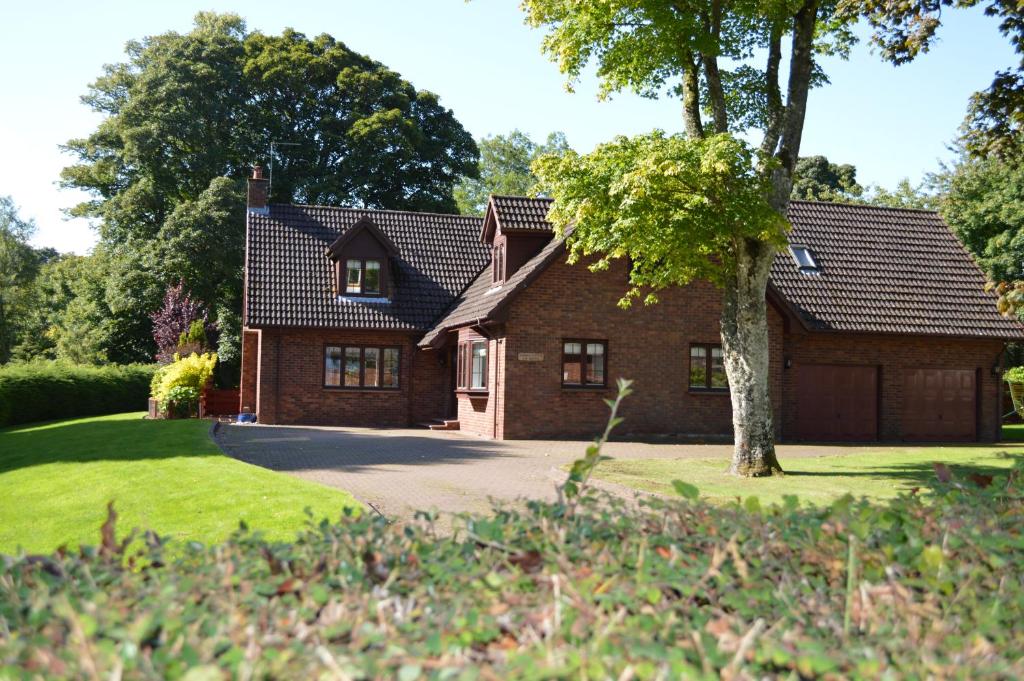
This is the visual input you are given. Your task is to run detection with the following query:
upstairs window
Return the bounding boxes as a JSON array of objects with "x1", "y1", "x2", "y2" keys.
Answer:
[
  {"x1": 345, "y1": 258, "x2": 383, "y2": 295},
  {"x1": 689, "y1": 344, "x2": 728, "y2": 391},
  {"x1": 789, "y1": 245, "x2": 820, "y2": 274},
  {"x1": 562, "y1": 340, "x2": 607, "y2": 388},
  {"x1": 457, "y1": 339, "x2": 488, "y2": 391}
]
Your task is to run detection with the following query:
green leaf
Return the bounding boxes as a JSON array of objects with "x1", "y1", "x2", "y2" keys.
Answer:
[{"x1": 671, "y1": 480, "x2": 700, "y2": 500}]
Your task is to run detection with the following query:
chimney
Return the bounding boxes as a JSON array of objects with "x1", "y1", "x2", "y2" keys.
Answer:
[{"x1": 247, "y1": 165, "x2": 269, "y2": 214}]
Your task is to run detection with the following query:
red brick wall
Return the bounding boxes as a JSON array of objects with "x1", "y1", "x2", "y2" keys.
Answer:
[
  {"x1": 781, "y1": 331, "x2": 1004, "y2": 442},
  {"x1": 252, "y1": 328, "x2": 445, "y2": 427},
  {"x1": 496, "y1": 255, "x2": 785, "y2": 440},
  {"x1": 240, "y1": 329, "x2": 259, "y2": 413}
]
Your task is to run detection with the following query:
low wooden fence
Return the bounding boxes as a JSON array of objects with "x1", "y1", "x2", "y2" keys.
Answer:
[{"x1": 200, "y1": 388, "x2": 240, "y2": 418}]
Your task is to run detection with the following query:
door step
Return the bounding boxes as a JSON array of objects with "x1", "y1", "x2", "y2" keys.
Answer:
[{"x1": 426, "y1": 419, "x2": 460, "y2": 431}]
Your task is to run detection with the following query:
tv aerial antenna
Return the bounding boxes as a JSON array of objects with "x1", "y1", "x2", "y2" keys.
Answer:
[{"x1": 268, "y1": 141, "x2": 300, "y2": 196}]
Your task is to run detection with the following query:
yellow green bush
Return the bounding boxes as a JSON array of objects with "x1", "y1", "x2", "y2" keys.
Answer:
[{"x1": 150, "y1": 352, "x2": 217, "y2": 407}]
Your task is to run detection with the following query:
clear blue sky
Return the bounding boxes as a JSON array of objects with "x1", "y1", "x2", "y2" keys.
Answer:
[{"x1": 0, "y1": 1, "x2": 1015, "y2": 254}]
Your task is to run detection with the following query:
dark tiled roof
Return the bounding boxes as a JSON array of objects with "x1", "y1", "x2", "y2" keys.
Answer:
[
  {"x1": 490, "y1": 195, "x2": 554, "y2": 231},
  {"x1": 245, "y1": 205, "x2": 488, "y2": 330},
  {"x1": 774, "y1": 201, "x2": 1024, "y2": 339},
  {"x1": 419, "y1": 235, "x2": 568, "y2": 347}
]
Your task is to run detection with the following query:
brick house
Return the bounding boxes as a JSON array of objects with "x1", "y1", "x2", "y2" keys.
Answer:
[{"x1": 240, "y1": 169, "x2": 1024, "y2": 442}]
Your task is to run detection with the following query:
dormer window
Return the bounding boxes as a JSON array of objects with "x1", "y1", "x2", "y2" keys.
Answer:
[
  {"x1": 346, "y1": 259, "x2": 382, "y2": 295},
  {"x1": 492, "y1": 243, "x2": 505, "y2": 284},
  {"x1": 326, "y1": 215, "x2": 398, "y2": 299},
  {"x1": 789, "y1": 245, "x2": 820, "y2": 274}
]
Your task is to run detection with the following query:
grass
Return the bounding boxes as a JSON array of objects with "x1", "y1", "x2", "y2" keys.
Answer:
[
  {"x1": 591, "y1": 442, "x2": 1024, "y2": 506},
  {"x1": 0, "y1": 413, "x2": 359, "y2": 554}
]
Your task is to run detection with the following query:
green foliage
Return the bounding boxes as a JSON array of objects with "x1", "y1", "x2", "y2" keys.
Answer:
[
  {"x1": 534, "y1": 132, "x2": 788, "y2": 303},
  {"x1": 1005, "y1": 365, "x2": 1024, "y2": 383},
  {"x1": 150, "y1": 352, "x2": 217, "y2": 406},
  {"x1": 936, "y1": 146, "x2": 1024, "y2": 283},
  {"x1": 0, "y1": 196, "x2": 39, "y2": 364},
  {"x1": 521, "y1": 0, "x2": 856, "y2": 133},
  {"x1": 454, "y1": 130, "x2": 570, "y2": 215},
  {"x1": 0, "y1": 362, "x2": 156, "y2": 427},
  {"x1": 560, "y1": 379, "x2": 632, "y2": 510},
  {"x1": 792, "y1": 155, "x2": 864, "y2": 202},
  {"x1": 863, "y1": 178, "x2": 938, "y2": 210},
  {"x1": 2, "y1": 460, "x2": 1022, "y2": 677},
  {"x1": 58, "y1": 12, "x2": 479, "y2": 364}
]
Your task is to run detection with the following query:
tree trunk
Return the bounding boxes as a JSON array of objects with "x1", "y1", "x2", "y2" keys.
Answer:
[{"x1": 721, "y1": 236, "x2": 782, "y2": 476}]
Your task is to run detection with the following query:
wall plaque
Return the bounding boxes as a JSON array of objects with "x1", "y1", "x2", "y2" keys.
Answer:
[{"x1": 518, "y1": 352, "x2": 544, "y2": 362}]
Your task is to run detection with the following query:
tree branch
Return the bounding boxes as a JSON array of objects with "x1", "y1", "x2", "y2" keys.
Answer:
[
  {"x1": 681, "y1": 49, "x2": 705, "y2": 139},
  {"x1": 700, "y1": 2, "x2": 729, "y2": 133},
  {"x1": 759, "y1": 24, "x2": 784, "y2": 156},
  {"x1": 772, "y1": 0, "x2": 819, "y2": 206}
]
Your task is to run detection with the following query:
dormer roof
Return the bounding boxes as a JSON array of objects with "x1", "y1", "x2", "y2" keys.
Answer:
[
  {"x1": 481, "y1": 195, "x2": 555, "y2": 244},
  {"x1": 325, "y1": 215, "x2": 400, "y2": 260}
]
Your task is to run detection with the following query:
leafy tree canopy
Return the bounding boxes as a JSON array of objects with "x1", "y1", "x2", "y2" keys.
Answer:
[
  {"x1": 455, "y1": 131, "x2": 570, "y2": 215},
  {"x1": 791, "y1": 155, "x2": 864, "y2": 201},
  {"x1": 535, "y1": 132, "x2": 788, "y2": 303},
  {"x1": 0, "y1": 197, "x2": 39, "y2": 364},
  {"x1": 934, "y1": 144, "x2": 1024, "y2": 283},
  {"x1": 60, "y1": 12, "x2": 479, "y2": 363}
]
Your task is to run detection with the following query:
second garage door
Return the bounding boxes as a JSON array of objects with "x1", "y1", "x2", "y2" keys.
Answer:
[
  {"x1": 794, "y1": 364, "x2": 878, "y2": 441},
  {"x1": 902, "y1": 369, "x2": 976, "y2": 441}
]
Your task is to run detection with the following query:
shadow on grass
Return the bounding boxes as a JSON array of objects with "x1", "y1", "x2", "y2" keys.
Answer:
[
  {"x1": 0, "y1": 416, "x2": 517, "y2": 476},
  {"x1": 782, "y1": 452, "x2": 1024, "y2": 487}
]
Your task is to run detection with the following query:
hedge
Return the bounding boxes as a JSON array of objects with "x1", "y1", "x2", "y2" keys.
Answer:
[
  {"x1": 0, "y1": 361, "x2": 157, "y2": 427},
  {"x1": 1, "y1": 462, "x2": 1022, "y2": 678}
]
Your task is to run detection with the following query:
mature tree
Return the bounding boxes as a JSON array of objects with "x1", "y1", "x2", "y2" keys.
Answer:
[
  {"x1": 934, "y1": 145, "x2": 1024, "y2": 283},
  {"x1": 792, "y1": 155, "x2": 864, "y2": 202},
  {"x1": 61, "y1": 12, "x2": 479, "y2": 364},
  {"x1": 523, "y1": 0, "x2": 867, "y2": 476},
  {"x1": 862, "y1": 178, "x2": 937, "y2": 210},
  {"x1": 455, "y1": 131, "x2": 570, "y2": 215},
  {"x1": 0, "y1": 197, "x2": 39, "y2": 364},
  {"x1": 847, "y1": 0, "x2": 1024, "y2": 157}
]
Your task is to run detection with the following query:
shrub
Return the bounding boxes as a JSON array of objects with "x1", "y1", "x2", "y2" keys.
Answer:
[
  {"x1": 0, "y1": 361, "x2": 156, "y2": 427},
  {"x1": 1005, "y1": 365, "x2": 1024, "y2": 384},
  {"x1": 150, "y1": 352, "x2": 217, "y2": 407},
  {"x1": 0, "y1": 383, "x2": 1022, "y2": 678}
]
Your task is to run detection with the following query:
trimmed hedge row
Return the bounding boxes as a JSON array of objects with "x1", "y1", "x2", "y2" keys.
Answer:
[
  {"x1": 0, "y1": 361, "x2": 157, "y2": 427},
  {"x1": 1, "y1": 463, "x2": 1022, "y2": 678}
]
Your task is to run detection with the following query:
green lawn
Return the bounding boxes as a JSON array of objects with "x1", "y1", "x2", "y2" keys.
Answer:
[
  {"x1": 0, "y1": 413, "x2": 359, "y2": 554},
  {"x1": 591, "y1": 442, "x2": 1024, "y2": 507}
]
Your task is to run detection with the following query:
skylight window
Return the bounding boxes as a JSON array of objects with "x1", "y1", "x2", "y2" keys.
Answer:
[{"x1": 789, "y1": 245, "x2": 820, "y2": 274}]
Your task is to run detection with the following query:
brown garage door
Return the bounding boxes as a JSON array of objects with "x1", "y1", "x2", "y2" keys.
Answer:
[
  {"x1": 794, "y1": 365, "x2": 878, "y2": 441},
  {"x1": 903, "y1": 369, "x2": 976, "y2": 441}
]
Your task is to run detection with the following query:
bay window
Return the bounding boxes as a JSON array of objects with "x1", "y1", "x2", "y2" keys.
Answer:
[{"x1": 456, "y1": 339, "x2": 488, "y2": 391}]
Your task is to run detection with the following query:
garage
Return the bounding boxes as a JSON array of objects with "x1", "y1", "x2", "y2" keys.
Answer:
[
  {"x1": 902, "y1": 369, "x2": 977, "y2": 441},
  {"x1": 794, "y1": 364, "x2": 878, "y2": 441}
]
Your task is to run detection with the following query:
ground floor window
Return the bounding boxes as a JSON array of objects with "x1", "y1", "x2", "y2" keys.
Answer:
[
  {"x1": 562, "y1": 340, "x2": 607, "y2": 387},
  {"x1": 689, "y1": 343, "x2": 727, "y2": 391},
  {"x1": 457, "y1": 339, "x2": 488, "y2": 390},
  {"x1": 325, "y1": 345, "x2": 399, "y2": 388}
]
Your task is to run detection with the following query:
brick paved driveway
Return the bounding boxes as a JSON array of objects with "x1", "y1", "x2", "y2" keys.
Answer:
[{"x1": 214, "y1": 423, "x2": 855, "y2": 523}]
